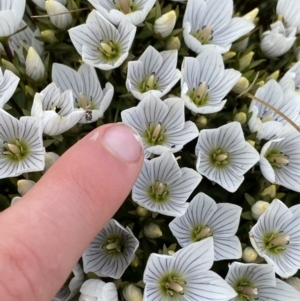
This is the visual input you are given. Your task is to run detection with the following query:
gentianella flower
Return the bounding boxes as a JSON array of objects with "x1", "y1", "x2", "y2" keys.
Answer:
[
  {"x1": 79, "y1": 279, "x2": 118, "y2": 301},
  {"x1": 0, "y1": 0, "x2": 25, "y2": 38},
  {"x1": 126, "y1": 46, "x2": 181, "y2": 100},
  {"x1": 195, "y1": 122, "x2": 260, "y2": 192},
  {"x1": 169, "y1": 192, "x2": 242, "y2": 261},
  {"x1": 144, "y1": 237, "x2": 237, "y2": 301},
  {"x1": 277, "y1": 0, "x2": 300, "y2": 33},
  {"x1": 52, "y1": 63, "x2": 114, "y2": 123},
  {"x1": 249, "y1": 199, "x2": 300, "y2": 278},
  {"x1": 248, "y1": 79, "x2": 300, "y2": 141},
  {"x1": 0, "y1": 109, "x2": 45, "y2": 179},
  {"x1": 181, "y1": 47, "x2": 241, "y2": 114},
  {"x1": 31, "y1": 83, "x2": 84, "y2": 136},
  {"x1": 183, "y1": 0, "x2": 255, "y2": 54},
  {"x1": 69, "y1": 10, "x2": 136, "y2": 70},
  {"x1": 132, "y1": 152, "x2": 202, "y2": 217},
  {"x1": 53, "y1": 263, "x2": 84, "y2": 301},
  {"x1": 260, "y1": 21, "x2": 296, "y2": 58},
  {"x1": 121, "y1": 93, "x2": 199, "y2": 158},
  {"x1": 0, "y1": 67, "x2": 20, "y2": 108},
  {"x1": 154, "y1": 10, "x2": 177, "y2": 38},
  {"x1": 82, "y1": 219, "x2": 139, "y2": 279},
  {"x1": 225, "y1": 262, "x2": 300, "y2": 301},
  {"x1": 259, "y1": 125, "x2": 300, "y2": 193},
  {"x1": 87, "y1": 0, "x2": 156, "y2": 25}
]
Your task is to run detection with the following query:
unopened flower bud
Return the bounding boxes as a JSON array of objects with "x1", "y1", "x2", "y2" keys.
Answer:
[
  {"x1": 233, "y1": 112, "x2": 247, "y2": 125},
  {"x1": 154, "y1": 10, "x2": 176, "y2": 38},
  {"x1": 261, "y1": 185, "x2": 276, "y2": 198},
  {"x1": 232, "y1": 77, "x2": 249, "y2": 94},
  {"x1": 122, "y1": 284, "x2": 143, "y2": 301},
  {"x1": 168, "y1": 250, "x2": 175, "y2": 256},
  {"x1": 222, "y1": 51, "x2": 236, "y2": 61},
  {"x1": 136, "y1": 206, "x2": 149, "y2": 217},
  {"x1": 243, "y1": 8, "x2": 259, "y2": 23},
  {"x1": 165, "y1": 36, "x2": 181, "y2": 50},
  {"x1": 286, "y1": 277, "x2": 300, "y2": 291},
  {"x1": 242, "y1": 246, "x2": 258, "y2": 263},
  {"x1": 43, "y1": 152, "x2": 60, "y2": 173},
  {"x1": 17, "y1": 179, "x2": 36, "y2": 196},
  {"x1": 266, "y1": 70, "x2": 280, "y2": 81},
  {"x1": 143, "y1": 222, "x2": 163, "y2": 238},
  {"x1": 130, "y1": 255, "x2": 140, "y2": 267},
  {"x1": 1, "y1": 58, "x2": 20, "y2": 76},
  {"x1": 26, "y1": 47, "x2": 46, "y2": 82},
  {"x1": 239, "y1": 52, "x2": 254, "y2": 71},
  {"x1": 41, "y1": 29, "x2": 59, "y2": 44},
  {"x1": 196, "y1": 115, "x2": 207, "y2": 129},
  {"x1": 252, "y1": 200, "x2": 269, "y2": 220},
  {"x1": 246, "y1": 140, "x2": 255, "y2": 147},
  {"x1": 11, "y1": 196, "x2": 21, "y2": 205}
]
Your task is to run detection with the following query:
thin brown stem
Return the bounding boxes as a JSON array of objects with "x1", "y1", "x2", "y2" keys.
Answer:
[{"x1": 31, "y1": 7, "x2": 90, "y2": 18}]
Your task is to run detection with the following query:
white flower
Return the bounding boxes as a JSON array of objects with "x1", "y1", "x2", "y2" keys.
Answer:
[
  {"x1": 144, "y1": 238, "x2": 237, "y2": 301},
  {"x1": 277, "y1": 0, "x2": 300, "y2": 33},
  {"x1": 183, "y1": 0, "x2": 255, "y2": 54},
  {"x1": 259, "y1": 125, "x2": 300, "y2": 193},
  {"x1": 248, "y1": 80, "x2": 300, "y2": 141},
  {"x1": 31, "y1": 83, "x2": 84, "y2": 136},
  {"x1": 0, "y1": 0, "x2": 25, "y2": 38},
  {"x1": 0, "y1": 110, "x2": 45, "y2": 179},
  {"x1": 132, "y1": 152, "x2": 202, "y2": 217},
  {"x1": 260, "y1": 21, "x2": 296, "y2": 58},
  {"x1": 0, "y1": 67, "x2": 20, "y2": 108},
  {"x1": 249, "y1": 199, "x2": 300, "y2": 278},
  {"x1": 226, "y1": 262, "x2": 300, "y2": 301},
  {"x1": 32, "y1": 0, "x2": 67, "y2": 10},
  {"x1": 82, "y1": 219, "x2": 139, "y2": 279},
  {"x1": 121, "y1": 93, "x2": 199, "y2": 158},
  {"x1": 45, "y1": 0, "x2": 73, "y2": 30},
  {"x1": 126, "y1": 46, "x2": 181, "y2": 100},
  {"x1": 195, "y1": 122, "x2": 260, "y2": 192},
  {"x1": 154, "y1": 10, "x2": 177, "y2": 38},
  {"x1": 87, "y1": 0, "x2": 156, "y2": 25},
  {"x1": 181, "y1": 47, "x2": 241, "y2": 114},
  {"x1": 26, "y1": 47, "x2": 46, "y2": 82},
  {"x1": 52, "y1": 63, "x2": 114, "y2": 123},
  {"x1": 53, "y1": 263, "x2": 84, "y2": 301},
  {"x1": 69, "y1": 10, "x2": 136, "y2": 70},
  {"x1": 79, "y1": 279, "x2": 118, "y2": 301},
  {"x1": 169, "y1": 192, "x2": 242, "y2": 261},
  {"x1": 122, "y1": 284, "x2": 143, "y2": 301}
]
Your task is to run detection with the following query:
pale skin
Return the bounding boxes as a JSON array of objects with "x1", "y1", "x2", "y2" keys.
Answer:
[{"x1": 0, "y1": 124, "x2": 144, "y2": 301}]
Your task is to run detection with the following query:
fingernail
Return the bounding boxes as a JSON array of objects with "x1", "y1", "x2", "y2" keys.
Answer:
[{"x1": 102, "y1": 124, "x2": 143, "y2": 163}]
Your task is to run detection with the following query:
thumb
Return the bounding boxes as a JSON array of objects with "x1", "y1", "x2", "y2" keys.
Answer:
[{"x1": 0, "y1": 123, "x2": 144, "y2": 301}]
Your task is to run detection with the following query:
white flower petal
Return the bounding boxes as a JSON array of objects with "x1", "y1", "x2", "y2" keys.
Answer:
[
  {"x1": 213, "y1": 236, "x2": 242, "y2": 261},
  {"x1": 25, "y1": 47, "x2": 45, "y2": 81},
  {"x1": 118, "y1": 21, "x2": 137, "y2": 52},
  {"x1": 0, "y1": 69, "x2": 20, "y2": 108},
  {"x1": 140, "y1": 46, "x2": 163, "y2": 75}
]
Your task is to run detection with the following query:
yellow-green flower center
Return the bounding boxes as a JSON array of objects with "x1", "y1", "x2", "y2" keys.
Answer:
[
  {"x1": 160, "y1": 274, "x2": 186, "y2": 297},
  {"x1": 2, "y1": 139, "x2": 29, "y2": 162},
  {"x1": 210, "y1": 148, "x2": 229, "y2": 168},
  {"x1": 234, "y1": 279, "x2": 258, "y2": 301},
  {"x1": 192, "y1": 26, "x2": 214, "y2": 44},
  {"x1": 267, "y1": 151, "x2": 289, "y2": 169},
  {"x1": 192, "y1": 225, "x2": 213, "y2": 242},
  {"x1": 75, "y1": 93, "x2": 95, "y2": 122},
  {"x1": 99, "y1": 40, "x2": 121, "y2": 62},
  {"x1": 264, "y1": 231, "x2": 290, "y2": 254},
  {"x1": 188, "y1": 82, "x2": 210, "y2": 107},
  {"x1": 149, "y1": 180, "x2": 169, "y2": 203},
  {"x1": 113, "y1": 0, "x2": 138, "y2": 14},
  {"x1": 144, "y1": 122, "x2": 166, "y2": 146},
  {"x1": 139, "y1": 72, "x2": 160, "y2": 93},
  {"x1": 102, "y1": 237, "x2": 124, "y2": 256}
]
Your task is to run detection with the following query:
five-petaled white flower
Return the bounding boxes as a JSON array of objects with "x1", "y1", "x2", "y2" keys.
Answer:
[
  {"x1": 195, "y1": 122, "x2": 260, "y2": 192},
  {"x1": 69, "y1": 10, "x2": 136, "y2": 70},
  {"x1": 121, "y1": 93, "x2": 199, "y2": 158},
  {"x1": 0, "y1": 109, "x2": 45, "y2": 179},
  {"x1": 181, "y1": 47, "x2": 241, "y2": 114},
  {"x1": 82, "y1": 219, "x2": 139, "y2": 279},
  {"x1": 277, "y1": 0, "x2": 300, "y2": 34},
  {"x1": 31, "y1": 82, "x2": 84, "y2": 136},
  {"x1": 143, "y1": 237, "x2": 237, "y2": 301},
  {"x1": 87, "y1": 0, "x2": 156, "y2": 25},
  {"x1": 126, "y1": 45, "x2": 181, "y2": 100},
  {"x1": 225, "y1": 262, "x2": 300, "y2": 301},
  {"x1": 52, "y1": 63, "x2": 114, "y2": 123},
  {"x1": 249, "y1": 199, "x2": 300, "y2": 278},
  {"x1": 183, "y1": 0, "x2": 255, "y2": 54},
  {"x1": 169, "y1": 192, "x2": 242, "y2": 261},
  {"x1": 132, "y1": 152, "x2": 202, "y2": 217}
]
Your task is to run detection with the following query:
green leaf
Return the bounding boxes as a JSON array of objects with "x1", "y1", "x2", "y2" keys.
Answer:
[
  {"x1": 242, "y1": 211, "x2": 253, "y2": 220},
  {"x1": 155, "y1": 0, "x2": 161, "y2": 19},
  {"x1": 245, "y1": 193, "x2": 256, "y2": 206}
]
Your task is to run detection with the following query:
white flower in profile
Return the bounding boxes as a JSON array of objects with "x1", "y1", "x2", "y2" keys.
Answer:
[
  {"x1": 277, "y1": 0, "x2": 300, "y2": 34},
  {"x1": 82, "y1": 219, "x2": 139, "y2": 279},
  {"x1": 154, "y1": 10, "x2": 177, "y2": 38},
  {"x1": 249, "y1": 199, "x2": 300, "y2": 278},
  {"x1": 26, "y1": 47, "x2": 46, "y2": 82},
  {"x1": 87, "y1": 0, "x2": 156, "y2": 25},
  {"x1": 248, "y1": 80, "x2": 300, "y2": 141},
  {"x1": 52, "y1": 63, "x2": 114, "y2": 123},
  {"x1": 169, "y1": 192, "x2": 242, "y2": 261},
  {"x1": 195, "y1": 122, "x2": 260, "y2": 192},
  {"x1": 225, "y1": 262, "x2": 300, "y2": 301},
  {"x1": 31, "y1": 83, "x2": 84, "y2": 136},
  {"x1": 126, "y1": 46, "x2": 181, "y2": 100},
  {"x1": 259, "y1": 125, "x2": 300, "y2": 193},
  {"x1": 0, "y1": 110, "x2": 45, "y2": 179},
  {"x1": 121, "y1": 93, "x2": 199, "y2": 158},
  {"x1": 181, "y1": 47, "x2": 241, "y2": 114},
  {"x1": 79, "y1": 279, "x2": 118, "y2": 301},
  {"x1": 144, "y1": 238, "x2": 237, "y2": 301},
  {"x1": 32, "y1": 0, "x2": 67, "y2": 10},
  {"x1": 53, "y1": 263, "x2": 84, "y2": 301},
  {"x1": 132, "y1": 152, "x2": 202, "y2": 217},
  {"x1": 0, "y1": 67, "x2": 20, "y2": 108},
  {"x1": 0, "y1": 0, "x2": 25, "y2": 38},
  {"x1": 69, "y1": 10, "x2": 136, "y2": 70},
  {"x1": 183, "y1": 0, "x2": 255, "y2": 54},
  {"x1": 260, "y1": 21, "x2": 296, "y2": 58}
]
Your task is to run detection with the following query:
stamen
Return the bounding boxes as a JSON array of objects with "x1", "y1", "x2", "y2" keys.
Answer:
[
  {"x1": 238, "y1": 286, "x2": 258, "y2": 296},
  {"x1": 168, "y1": 282, "x2": 183, "y2": 293},
  {"x1": 194, "y1": 26, "x2": 213, "y2": 44}
]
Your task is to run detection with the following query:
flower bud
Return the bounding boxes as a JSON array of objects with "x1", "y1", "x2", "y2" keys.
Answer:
[
  {"x1": 243, "y1": 8, "x2": 259, "y2": 23},
  {"x1": 165, "y1": 36, "x2": 181, "y2": 50},
  {"x1": 136, "y1": 206, "x2": 149, "y2": 217},
  {"x1": 266, "y1": 70, "x2": 280, "y2": 81},
  {"x1": 232, "y1": 77, "x2": 249, "y2": 94},
  {"x1": 222, "y1": 51, "x2": 236, "y2": 61},
  {"x1": 17, "y1": 179, "x2": 36, "y2": 196},
  {"x1": 251, "y1": 200, "x2": 269, "y2": 220},
  {"x1": 233, "y1": 112, "x2": 247, "y2": 125},
  {"x1": 11, "y1": 196, "x2": 21, "y2": 206},
  {"x1": 1, "y1": 58, "x2": 20, "y2": 76},
  {"x1": 239, "y1": 51, "x2": 254, "y2": 71},
  {"x1": 26, "y1": 47, "x2": 46, "y2": 82},
  {"x1": 286, "y1": 277, "x2": 300, "y2": 291},
  {"x1": 196, "y1": 115, "x2": 207, "y2": 129},
  {"x1": 43, "y1": 152, "x2": 60, "y2": 173},
  {"x1": 261, "y1": 185, "x2": 276, "y2": 198},
  {"x1": 130, "y1": 255, "x2": 140, "y2": 267},
  {"x1": 143, "y1": 222, "x2": 163, "y2": 238},
  {"x1": 122, "y1": 284, "x2": 143, "y2": 301},
  {"x1": 242, "y1": 246, "x2": 258, "y2": 263},
  {"x1": 246, "y1": 140, "x2": 255, "y2": 147},
  {"x1": 154, "y1": 10, "x2": 176, "y2": 38},
  {"x1": 41, "y1": 29, "x2": 59, "y2": 44}
]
